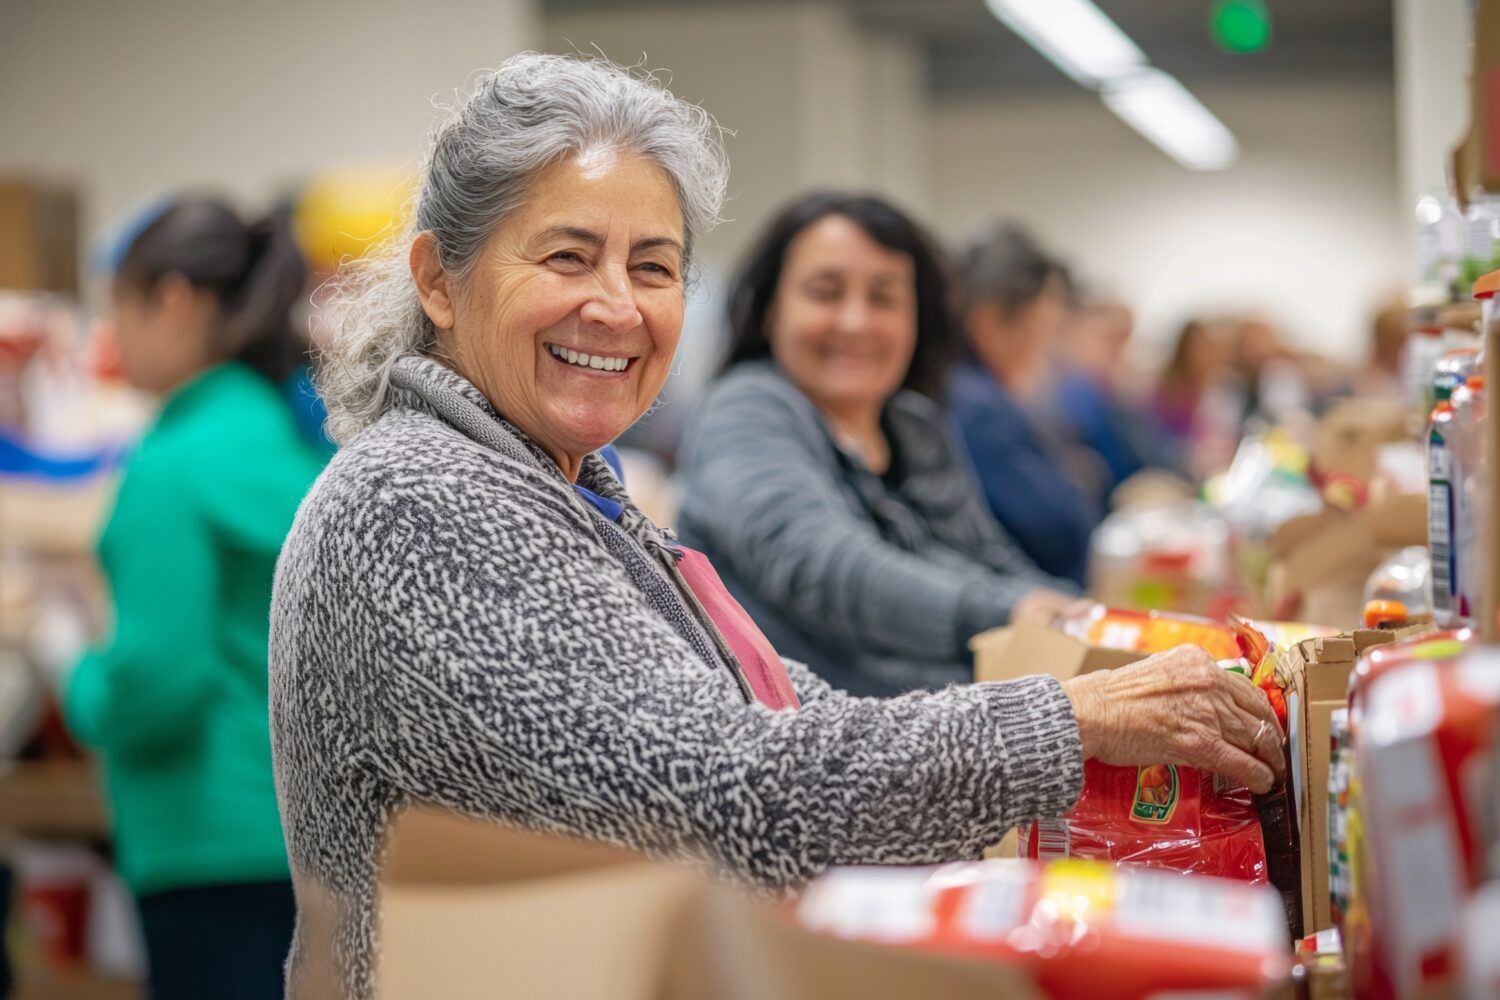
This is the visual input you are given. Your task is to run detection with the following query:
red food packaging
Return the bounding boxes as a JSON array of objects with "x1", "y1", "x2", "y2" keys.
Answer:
[
  {"x1": 1020, "y1": 760, "x2": 1268, "y2": 885},
  {"x1": 1024, "y1": 614, "x2": 1299, "y2": 933},
  {"x1": 794, "y1": 859, "x2": 1292, "y2": 999},
  {"x1": 1346, "y1": 642, "x2": 1497, "y2": 998}
]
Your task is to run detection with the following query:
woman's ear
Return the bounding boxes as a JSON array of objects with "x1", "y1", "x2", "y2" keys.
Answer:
[
  {"x1": 410, "y1": 232, "x2": 456, "y2": 331},
  {"x1": 155, "y1": 273, "x2": 218, "y2": 342}
]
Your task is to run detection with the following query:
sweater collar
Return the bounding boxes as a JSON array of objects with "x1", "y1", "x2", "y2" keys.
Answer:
[{"x1": 386, "y1": 353, "x2": 631, "y2": 507}]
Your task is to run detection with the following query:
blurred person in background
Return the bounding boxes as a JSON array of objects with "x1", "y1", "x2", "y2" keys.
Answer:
[
  {"x1": 1228, "y1": 315, "x2": 1313, "y2": 426},
  {"x1": 1042, "y1": 294, "x2": 1183, "y2": 508},
  {"x1": 64, "y1": 198, "x2": 326, "y2": 1000},
  {"x1": 677, "y1": 194, "x2": 1079, "y2": 696},
  {"x1": 947, "y1": 223, "x2": 1099, "y2": 588},
  {"x1": 1152, "y1": 317, "x2": 1234, "y2": 475}
]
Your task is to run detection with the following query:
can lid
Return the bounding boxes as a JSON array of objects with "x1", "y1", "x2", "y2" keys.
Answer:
[{"x1": 1363, "y1": 600, "x2": 1408, "y2": 628}]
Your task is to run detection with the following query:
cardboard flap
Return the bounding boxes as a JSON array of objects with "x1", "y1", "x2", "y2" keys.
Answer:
[
  {"x1": 377, "y1": 809, "x2": 1044, "y2": 1000},
  {"x1": 974, "y1": 618, "x2": 1141, "y2": 684},
  {"x1": 383, "y1": 808, "x2": 640, "y2": 885},
  {"x1": 1363, "y1": 493, "x2": 1427, "y2": 548}
]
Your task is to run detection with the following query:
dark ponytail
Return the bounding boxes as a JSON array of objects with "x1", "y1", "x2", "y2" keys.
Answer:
[{"x1": 116, "y1": 197, "x2": 310, "y2": 385}]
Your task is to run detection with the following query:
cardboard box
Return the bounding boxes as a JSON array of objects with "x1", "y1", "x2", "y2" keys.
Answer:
[
  {"x1": 1280, "y1": 627, "x2": 1426, "y2": 936},
  {"x1": 1451, "y1": 0, "x2": 1500, "y2": 207},
  {"x1": 970, "y1": 620, "x2": 1142, "y2": 685},
  {"x1": 0, "y1": 760, "x2": 109, "y2": 839},
  {"x1": 1309, "y1": 398, "x2": 1413, "y2": 486},
  {"x1": 375, "y1": 809, "x2": 1041, "y2": 1000},
  {"x1": 0, "y1": 178, "x2": 79, "y2": 296},
  {"x1": 1264, "y1": 493, "x2": 1427, "y2": 629}
]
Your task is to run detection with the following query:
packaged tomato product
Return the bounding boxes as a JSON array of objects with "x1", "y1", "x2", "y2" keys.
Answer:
[
  {"x1": 794, "y1": 859, "x2": 1292, "y2": 1000},
  {"x1": 1343, "y1": 642, "x2": 1496, "y2": 999},
  {"x1": 1028, "y1": 613, "x2": 1302, "y2": 937},
  {"x1": 1019, "y1": 759, "x2": 1268, "y2": 883}
]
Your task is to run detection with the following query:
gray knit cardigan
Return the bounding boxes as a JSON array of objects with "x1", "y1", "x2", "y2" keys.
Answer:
[{"x1": 268, "y1": 355, "x2": 1083, "y2": 1000}]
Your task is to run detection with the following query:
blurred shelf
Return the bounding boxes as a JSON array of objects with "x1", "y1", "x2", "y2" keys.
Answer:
[
  {"x1": 0, "y1": 478, "x2": 114, "y2": 556},
  {"x1": 0, "y1": 760, "x2": 108, "y2": 839},
  {"x1": 17, "y1": 964, "x2": 141, "y2": 1000}
]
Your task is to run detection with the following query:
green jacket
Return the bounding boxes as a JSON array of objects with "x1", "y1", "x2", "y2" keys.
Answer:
[{"x1": 66, "y1": 362, "x2": 326, "y2": 894}]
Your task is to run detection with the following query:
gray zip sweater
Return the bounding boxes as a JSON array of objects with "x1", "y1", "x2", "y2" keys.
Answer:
[
  {"x1": 677, "y1": 361, "x2": 1075, "y2": 696},
  {"x1": 269, "y1": 355, "x2": 1083, "y2": 1000}
]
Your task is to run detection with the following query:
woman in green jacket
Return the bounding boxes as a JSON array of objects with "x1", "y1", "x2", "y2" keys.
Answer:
[{"x1": 65, "y1": 198, "x2": 326, "y2": 1000}]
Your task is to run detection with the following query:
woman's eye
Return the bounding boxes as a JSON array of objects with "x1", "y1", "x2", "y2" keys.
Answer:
[
  {"x1": 637, "y1": 262, "x2": 673, "y2": 276},
  {"x1": 805, "y1": 284, "x2": 840, "y2": 303},
  {"x1": 550, "y1": 251, "x2": 583, "y2": 265}
]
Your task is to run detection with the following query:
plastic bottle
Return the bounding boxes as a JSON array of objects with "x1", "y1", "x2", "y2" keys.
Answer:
[
  {"x1": 1429, "y1": 391, "x2": 1459, "y2": 626},
  {"x1": 1363, "y1": 545, "x2": 1431, "y2": 627},
  {"x1": 1451, "y1": 375, "x2": 1488, "y2": 624},
  {"x1": 1435, "y1": 348, "x2": 1480, "y2": 404}
]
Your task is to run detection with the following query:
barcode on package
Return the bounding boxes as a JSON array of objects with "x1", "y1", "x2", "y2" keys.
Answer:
[
  {"x1": 1429, "y1": 481, "x2": 1453, "y2": 612},
  {"x1": 1035, "y1": 818, "x2": 1070, "y2": 860}
]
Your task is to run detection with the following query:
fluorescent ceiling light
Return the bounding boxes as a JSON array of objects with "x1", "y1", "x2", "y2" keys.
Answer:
[
  {"x1": 984, "y1": 0, "x2": 1147, "y2": 87},
  {"x1": 1101, "y1": 68, "x2": 1239, "y2": 170}
]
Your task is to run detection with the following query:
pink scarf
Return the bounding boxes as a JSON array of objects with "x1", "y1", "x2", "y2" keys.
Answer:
[{"x1": 672, "y1": 546, "x2": 800, "y2": 711}]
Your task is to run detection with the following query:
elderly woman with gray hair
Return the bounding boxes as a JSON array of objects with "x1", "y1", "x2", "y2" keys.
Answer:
[{"x1": 270, "y1": 53, "x2": 1285, "y2": 999}]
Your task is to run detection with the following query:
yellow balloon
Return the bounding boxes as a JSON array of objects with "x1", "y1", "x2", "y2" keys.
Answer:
[{"x1": 293, "y1": 169, "x2": 416, "y2": 273}]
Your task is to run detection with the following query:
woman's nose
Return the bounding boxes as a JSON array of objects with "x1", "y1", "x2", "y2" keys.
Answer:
[
  {"x1": 834, "y1": 297, "x2": 871, "y2": 336},
  {"x1": 580, "y1": 270, "x2": 644, "y2": 332}
]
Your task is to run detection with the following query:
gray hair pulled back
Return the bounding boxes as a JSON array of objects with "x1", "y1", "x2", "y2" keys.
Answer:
[{"x1": 315, "y1": 52, "x2": 729, "y2": 445}]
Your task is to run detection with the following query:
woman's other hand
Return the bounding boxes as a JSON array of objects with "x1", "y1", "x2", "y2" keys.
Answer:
[
  {"x1": 1061, "y1": 645, "x2": 1285, "y2": 794},
  {"x1": 1010, "y1": 589, "x2": 1091, "y2": 627}
]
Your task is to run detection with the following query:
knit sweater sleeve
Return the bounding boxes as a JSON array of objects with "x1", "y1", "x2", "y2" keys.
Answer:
[
  {"x1": 321, "y1": 453, "x2": 1082, "y2": 888},
  {"x1": 679, "y1": 370, "x2": 1049, "y2": 660},
  {"x1": 781, "y1": 658, "x2": 837, "y2": 703}
]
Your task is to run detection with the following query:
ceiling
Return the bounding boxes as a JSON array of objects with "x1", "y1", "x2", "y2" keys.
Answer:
[{"x1": 545, "y1": 0, "x2": 1394, "y2": 98}]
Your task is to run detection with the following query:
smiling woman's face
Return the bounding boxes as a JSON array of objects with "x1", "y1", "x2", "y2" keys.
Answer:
[
  {"x1": 416, "y1": 149, "x2": 686, "y2": 478},
  {"x1": 766, "y1": 214, "x2": 917, "y2": 421}
]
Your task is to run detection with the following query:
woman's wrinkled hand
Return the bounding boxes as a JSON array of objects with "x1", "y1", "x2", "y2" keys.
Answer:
[{"x1": 1061, "y1": 644, "x2": 1285, "y2": 794}]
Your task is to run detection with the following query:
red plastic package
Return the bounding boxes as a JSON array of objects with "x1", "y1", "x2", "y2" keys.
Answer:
[
  {"x1": 794, "y1": 859, "x2": 1292, "y2": 1000},
  {"x1": 1026, "y1": 611, "x2": 1303, "y2": 938},
  {"x1": 1020, "y1": 760, "x2": 1268, "y2": 884}
]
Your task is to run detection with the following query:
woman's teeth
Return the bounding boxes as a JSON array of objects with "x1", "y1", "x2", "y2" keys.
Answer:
[{"x1": 547, "y1": 344, "x2": 630, "y2": 372}]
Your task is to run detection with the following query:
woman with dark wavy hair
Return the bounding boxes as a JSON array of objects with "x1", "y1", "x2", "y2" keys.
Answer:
[{"x1": 676, "y1": 193, "x2": 1080, "y2": 696}]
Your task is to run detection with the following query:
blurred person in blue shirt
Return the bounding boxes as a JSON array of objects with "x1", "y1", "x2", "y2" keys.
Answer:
[
  {"x1": 1046, "y1": 296, "x2": 1186, "y2": 505},
  {"x1": 948, "y1": 225, "x2": 1098, "y2": 588}
]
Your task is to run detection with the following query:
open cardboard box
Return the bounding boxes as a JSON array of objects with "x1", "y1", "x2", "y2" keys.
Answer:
[
  {"x1": 0, "y1": 177, "x2": 80, "y2": 296},
  {"x1": 374, "y1": 809, "x2": 1040, "y2": 1000},
  {"x1": 1264, "y1": 492, "x2": 1426, "y2": 628},
  {"x1": 1308, "y1": 398, "x2": 1414, "y2": 487},
  {"x1": 1282, "y1": 627, "x2": 1428, "y2": 935},
  {"x1": 970, "y1": 619, "x2": 1142, "y2": 685},
  {"x1": 970, "y1": 618, "x2": 1422, "y2": 933}
]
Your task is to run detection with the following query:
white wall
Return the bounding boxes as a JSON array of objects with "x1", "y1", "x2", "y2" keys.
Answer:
[
  {"x1": 0, "y1": 0, "x2": 538, "y2": 244},
  {"x1": 927, "y1": 80, "x2": 1404, "y2": 362},
  {"x1": 0, "y1": 0, "x2": 1403, "y2": 367},
  {"x1": 544, "y1": 1, "x2": 928, "y2": 275},
  {"x1": 1395, "y1": 0, "x2": 1471, "y2": 225}
]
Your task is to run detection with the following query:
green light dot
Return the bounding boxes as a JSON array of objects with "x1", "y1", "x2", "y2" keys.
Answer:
[{"x1": 1211, "y1": 0, "x2": 1272, "y2": 55}]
